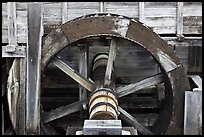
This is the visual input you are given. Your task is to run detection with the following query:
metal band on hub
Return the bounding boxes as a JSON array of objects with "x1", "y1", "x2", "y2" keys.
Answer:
[{"x1": 89, "y1": 88, "x2": 118, "y2": 120}]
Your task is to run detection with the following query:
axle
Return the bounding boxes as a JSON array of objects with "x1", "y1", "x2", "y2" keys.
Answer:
[{"x1": 89, "y1": 53, "x2": 118, "y2": 120}]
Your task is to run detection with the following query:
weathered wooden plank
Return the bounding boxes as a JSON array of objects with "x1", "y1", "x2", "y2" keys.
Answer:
[
  {"x1": 16, "y1": 9, "x2": 27, "y2": 43},
  {"x1": 144, "y1": 2, "x2": 177, "y2": 34},
  {"x1": 26, "y1": 3, "x2": 43, "y2": 134},
  {"x1": 139, "y1": 2, "x2": 145, "y2": 23},
  {"x1": 104, "y1": 38, "x2": 117, "y2": 86},
  {"x1": 62, "y1": 2, "x2": 68, "y2": 23},
  {"x1": 43, "y1": 2, "x2": 62, "y2": 25},
  {"x1": 104, "y1": 2, "x2": 139, "y2": 18},
  {"x1": 99, "y1": 2, "x2": 104, "y2": 13},
  {"x1": 15, "y1": 58, "x2": 26, "y2": 134},
  {"x1": 183, "y1": 2, "x2": 202, "y2": 16},
  {"x1": 2, "y1": 30, "x2": 8, "y2": 43},
  {"x1": 7, "y1": 2, "x2": 17, "y2": 45},
  {"x1": 144, "y1": 8, "x2": 176, "y2": 17},
  {"x1": 2, "y1": 46, "x2": 26, "y2": 58},
  {"x1": 144, "y1": 2, "x2": 176, "y2": 9},
  {"x1": 184, "y1": 91, "x2": 202, "y2": 135},
  {"x1": 183, "y1": 16, "x2": 202, "y2": 34},
  {"x1": 176, "y1": 2, "x2": 183, "y2": 37},
  {"x1": 2, "y1": 3, "x2": 8, "y2": 31},
  {"x1": 145, "y1": 17, "x2": 176, "y2": 27},
  {"x1": 2, "y1": 2, "x2": 202, "y2": 43},
  {"x1": 78, "y1": 45, "x2": 88, "y2": 101},
  {"x1": 16, "y1": 2, "x2": 28, "y2": 11},
  {"x1": 67, "y1": 2, "x2": 99, "y2": 20},
  {"x1": 183, "y1": 16, "x2": 202, "y2": 26}
]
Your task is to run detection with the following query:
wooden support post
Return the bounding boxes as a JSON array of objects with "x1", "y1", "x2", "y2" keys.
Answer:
[
  {"x1": 176, "y1": 2, "x2": 184, "y2": 41},
  {"x1": 7, "y1": 2, "x2": 17, "y2": 45},
  {"x1": 26, "y1": 3, "x2": 43, "y2": 135},
  {"x1": 15, "y1": 57, "x2": 26, "y2": 135},
  {"x1": 139, "y1": 2, "x2": 145, "y2": 23},
  {"x1": 62, "y1": 2, "x2": 67, "y2": 24},
  {"x1": 6, "y1": 2, "x2": 17, "y2": 73},
  {"x1": 99, "y1": 2, "x2": 104, "y2": 13}
]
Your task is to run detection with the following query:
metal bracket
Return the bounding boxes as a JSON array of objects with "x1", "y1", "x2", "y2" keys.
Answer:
[
  {"x1": 83, "y1": 120, "x2": 122, "y2": 135},
  {"x1": 2, "y1": 45, "x2": 26, "y2": 58}
]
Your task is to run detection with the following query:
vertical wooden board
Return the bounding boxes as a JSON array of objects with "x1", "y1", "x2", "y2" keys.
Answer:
[
  {"x1": 62, "y1": 2, "x2": 68, "y2": 23},
  {"x1": 2, "y1": 4, "x2": 8, "y2": 29},
  {"x1": 8, "y1": 2, "x2": 17, "y2": 45},
  {"x1": 176, "y1": 2, "x2": 183, "y2": 36},
  {"x1": 184, "y1": 91, "x2": 202, "y2": 135},
  {"x1": 15, "y1": 58, "x2": 26, "y2": 135},
  {"x1": 26, "y1": 3, "x2": 43, "y2": 134},
  {"x1": 67, "y1": 2, "x2": 100, "y2": 21},
  {"x1": 144, "y1": 2, "x2": 177, "y2": 34},
  {"x1": 2, "y1": 3, "x2": 8, "y2": 43},
  {"x1": 104, "y1": 2, "x2": 139, "y2": 19},
  {"x1": 139, "y1": 2, "x2": 145, "y2": 23}
]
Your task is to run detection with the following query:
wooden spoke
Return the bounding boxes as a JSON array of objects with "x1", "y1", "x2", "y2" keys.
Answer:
[
  {"x1": 51, "y1": 57, "x2": 96, "y2": 92},
  {"x1": 117, "y1": 73, "x2": 165, "y2": 98},
  {"x1": 104, "y1": 38, "x2": 117, "y2": 86},
  {"x1": 118, "y1": 106, "x2": 154, "y2": 135},
  {"x1": 78, "y1": 44, "x2": 88, "y2": 101},
  {"x1": 41, "y1": 99, "x2": 88, "y2": 124}
]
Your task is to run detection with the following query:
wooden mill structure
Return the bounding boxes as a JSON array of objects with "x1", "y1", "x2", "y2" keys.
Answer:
[{"x1": 2, "y1": 2, "x2": 202, "y2": 135}]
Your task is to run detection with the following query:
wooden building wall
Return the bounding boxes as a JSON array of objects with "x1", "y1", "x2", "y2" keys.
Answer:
[{"x1": 2, "y1": 2, "x2": 202, "y2": 75}]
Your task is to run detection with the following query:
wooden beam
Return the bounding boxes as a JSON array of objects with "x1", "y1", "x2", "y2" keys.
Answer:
[
  {"x1": 7, "y1": 2, "x2": 17, "y2": 45},
  {"x1": 51, "y1": 57, "x2": 96, "y2": 92},
  {"x1": 99, "y1": 2, "x2": 104, "y2": 13},
  {"x1": 62, "y1": 2, "x2": 67, "y2": 24},
  {"x1": 26, "y1": 3, "x2": 43, "y2": 135},
  {"x1": 2, "y1": 46, "x2": 26, "y2": 58},
  {"x1": 78, "y1": 44, "x2": 89, "y2": 101},
  {"x1": 16, "y1": 58, "x2": 26, "y2": 135},
  {"x1": 104, "y1": 38, "x2": 117, "y2": 86},
  {"x1": 176, "y1": 2, "x2": 184, "y2": 41},
  {"x1": 117, "y1": 73, "x2": 164, "y2": 98},
  {"x1": 184, "y1": 91, "x2": 202, "y2": 135},
  {"x1": 139, "y1": 2, "x2": 145, "y2": 23}
]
